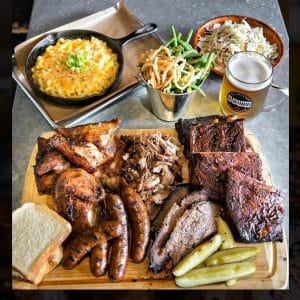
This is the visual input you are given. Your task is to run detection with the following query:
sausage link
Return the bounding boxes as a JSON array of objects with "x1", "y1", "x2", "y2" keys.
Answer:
[
  {"x1": 106, "y1": 194, "x2": 129, "y2": 282},
  {"x1": 62, "y1": 221, "x2": 122, "y2": 269},
  {"x1": 121, "y1": 187, "x2": 150, "y2": 263},
  {"x1": 100, "y1": 220, "x2": 123, "y2": 239},
  {"x1": 90, "y1": 238, "x2": 109, "y2": 276}
]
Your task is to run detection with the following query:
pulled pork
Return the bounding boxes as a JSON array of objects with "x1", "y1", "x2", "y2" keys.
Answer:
[{"x1": 120, "y1": 132, "x2": 183, "y2": 220}]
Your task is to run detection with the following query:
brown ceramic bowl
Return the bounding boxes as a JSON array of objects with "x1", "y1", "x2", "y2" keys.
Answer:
[{"x1": 193, "y1": 15, "x2": 284, "y2": 76}]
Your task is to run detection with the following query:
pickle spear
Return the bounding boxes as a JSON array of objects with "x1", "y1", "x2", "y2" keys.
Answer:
[
  {"x1": 225, "y1": 278, "x2": 237, "y2": 286},
  {"x1": 175, "y1": 261, "x2": 256, "y2": 288},
  {"x1": 172, "y1": 234, "x2": 222, "y2": 277},
  {"x1": 217, "y1": 216, "x2": 236, "y2": 286},
  {"x1": 205, "y1": 247, "x2": 260, "y2": 266},
  {"x1": 217, "y1": 216, "x2": 234, "y2": 250}
]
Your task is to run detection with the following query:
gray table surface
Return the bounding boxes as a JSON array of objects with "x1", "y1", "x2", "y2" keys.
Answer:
[{"x1": 12, "y1": 0, "x2": 289, "y2": 242}]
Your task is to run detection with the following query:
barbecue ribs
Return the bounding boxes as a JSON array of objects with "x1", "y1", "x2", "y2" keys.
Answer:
[
  {"x1": 225, "y1": 169, "x2": 284, "y2": 242},
  {"x1": 190, "y1": 152, "x2": 263, "y2": 201}
]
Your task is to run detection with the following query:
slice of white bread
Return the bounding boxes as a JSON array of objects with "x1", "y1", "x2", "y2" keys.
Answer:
[
  {"x1": 12, "y1": 245, "x2": 63, "y2": 287},
  {"x1": 12, "y1": 202, "x2": 71, "y2": 285}
]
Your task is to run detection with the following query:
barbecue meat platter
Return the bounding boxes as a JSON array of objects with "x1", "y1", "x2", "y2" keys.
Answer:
[{"x1": 14, "y1": 116, "x2": 287, "y2": 289}]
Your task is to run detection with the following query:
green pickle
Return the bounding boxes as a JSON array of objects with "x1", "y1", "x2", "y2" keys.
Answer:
[
  {"x1": 172, "y1": 234, "x2": 222, "y2": 277},
  {"x1": 217, "y1": 216, "x2": 235, "y2": 250},
  {"x1": 175, "y1": 262, "x2": 256, "y2": 288},
  {"x1": 205, "y1": 247, "x2": 260, "y2": 266},
  {"x1": 217, "y1": 216, "x2": 236, "y2": 286}
]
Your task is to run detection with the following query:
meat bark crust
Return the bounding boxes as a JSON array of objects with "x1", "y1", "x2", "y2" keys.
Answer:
[
  {"x1": 190, "y1": 152, "x2": 263, "y2": 201},
  {"x1": 225, "y1": 169, "x2": 284, "y2": 242}
]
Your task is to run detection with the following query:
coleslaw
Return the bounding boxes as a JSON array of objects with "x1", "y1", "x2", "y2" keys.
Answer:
[{"x1": 197, "y1": 19, "x2": 279, "y2": 65}]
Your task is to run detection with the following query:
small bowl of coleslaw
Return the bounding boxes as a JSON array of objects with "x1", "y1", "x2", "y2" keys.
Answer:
[{"x1": 193, "y1": 15, "x2": 284, "y2": 76}]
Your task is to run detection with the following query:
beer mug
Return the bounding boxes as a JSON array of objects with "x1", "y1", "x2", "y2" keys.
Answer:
[{"x1": 219, "y1": 51, "x2": 288, "y2": 118}]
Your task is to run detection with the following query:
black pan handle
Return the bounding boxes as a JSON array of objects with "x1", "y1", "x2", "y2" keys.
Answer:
[{"x1": 117, "y1": 23, "x2": 158, "y2": 47}]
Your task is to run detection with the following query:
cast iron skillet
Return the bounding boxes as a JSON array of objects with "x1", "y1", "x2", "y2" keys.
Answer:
[{"x1": 25, "y1": 23, "x2": 157, "y2": 106}]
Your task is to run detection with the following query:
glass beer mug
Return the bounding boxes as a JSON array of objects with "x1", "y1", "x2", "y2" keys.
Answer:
[{"x1": 219, "y1": 51, "x2": 288, "y2": 118}]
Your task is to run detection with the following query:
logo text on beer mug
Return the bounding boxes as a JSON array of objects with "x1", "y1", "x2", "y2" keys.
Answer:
[{"x1": 227, "y1": 92, "x2": 253, "y2": 112}]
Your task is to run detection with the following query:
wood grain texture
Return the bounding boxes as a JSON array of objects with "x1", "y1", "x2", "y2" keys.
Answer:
[{"x1": 15, "y1": 128, "x2": 288, "y2": 290}]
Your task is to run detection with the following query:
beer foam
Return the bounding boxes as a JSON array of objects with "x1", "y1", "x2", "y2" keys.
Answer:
[{"x1": 227, "y1": 56, "x2": 272, "y2": 91}]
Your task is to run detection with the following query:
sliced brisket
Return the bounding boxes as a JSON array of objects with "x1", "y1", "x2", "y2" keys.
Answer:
[
  {"x1": 225, "y1": 169, "x2": 284, "y2": 242},
  {"x1": 149, "y1": 188, "x2": 210, "y2": 273},
  {"x1": 151, "y1": 184, "x2": 192, "y2": 235},
  {"x1": 150, "y1": 200, "x2": 221, "y2": 273},
  {"x1": 190, "y1": 152, "x2": 263, "y2": 201}
]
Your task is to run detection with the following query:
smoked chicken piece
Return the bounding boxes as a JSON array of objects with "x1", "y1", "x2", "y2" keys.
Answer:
[
  {"x1": 36, "y1": 136, "x2": 52, "y2": 156},
  {"x1": 175, "y1": 115, "x2": 245, "y2": 158},
  {"x1": 53, "y1": 168, "x2": 105, "y2": 233},
  {"x1": 56, "y1": 119, "x2": 120, "y2": 150},
  {"x1": 225, "y1": 169, "x2": 284, "y2": 242},
  {"x1": 35, "y1": 173, "x2": 57, "y2": 195},
  {"x1": 50, "y1": 119, "x2": 120, "y2": 173},
  {"x1": 93, "y1": 137, "x2": 125, "y2": 191},
  {"x1": 34, "y1": 137, "x2": 71, "y2": 194},
  {"x1": 49, "y1": 134, "x2": 97, "y2": 173},
  {"x1": 190, "y1": 152, "x2": 263, "y2": 201},
  {"x1": 35, "y1": 150, "x2": 71, "y2": 176},
  {"x1": 150, "y1": 200, "x2": 221, "y2": 273}
]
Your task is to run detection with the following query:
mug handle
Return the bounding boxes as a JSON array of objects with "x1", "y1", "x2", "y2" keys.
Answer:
[{"x1": 263, "y1": 83, "x2": 289, "y2": 112}]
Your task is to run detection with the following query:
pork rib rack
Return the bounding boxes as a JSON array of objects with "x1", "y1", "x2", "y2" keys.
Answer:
[
  {"x1": 225, "y1": 169, "x2": 284, "y2": 242},
  {"x1": 175, "y1": 115, "x2": 246, "y2": 158},
  {"x1": 190, "y1": 152, "x2": 263, "y2": 201}
]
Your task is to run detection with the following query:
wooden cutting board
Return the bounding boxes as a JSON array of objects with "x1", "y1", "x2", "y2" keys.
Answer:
[{"x1": 15, "y1": 128, "x2": 288, "y2": 290}]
